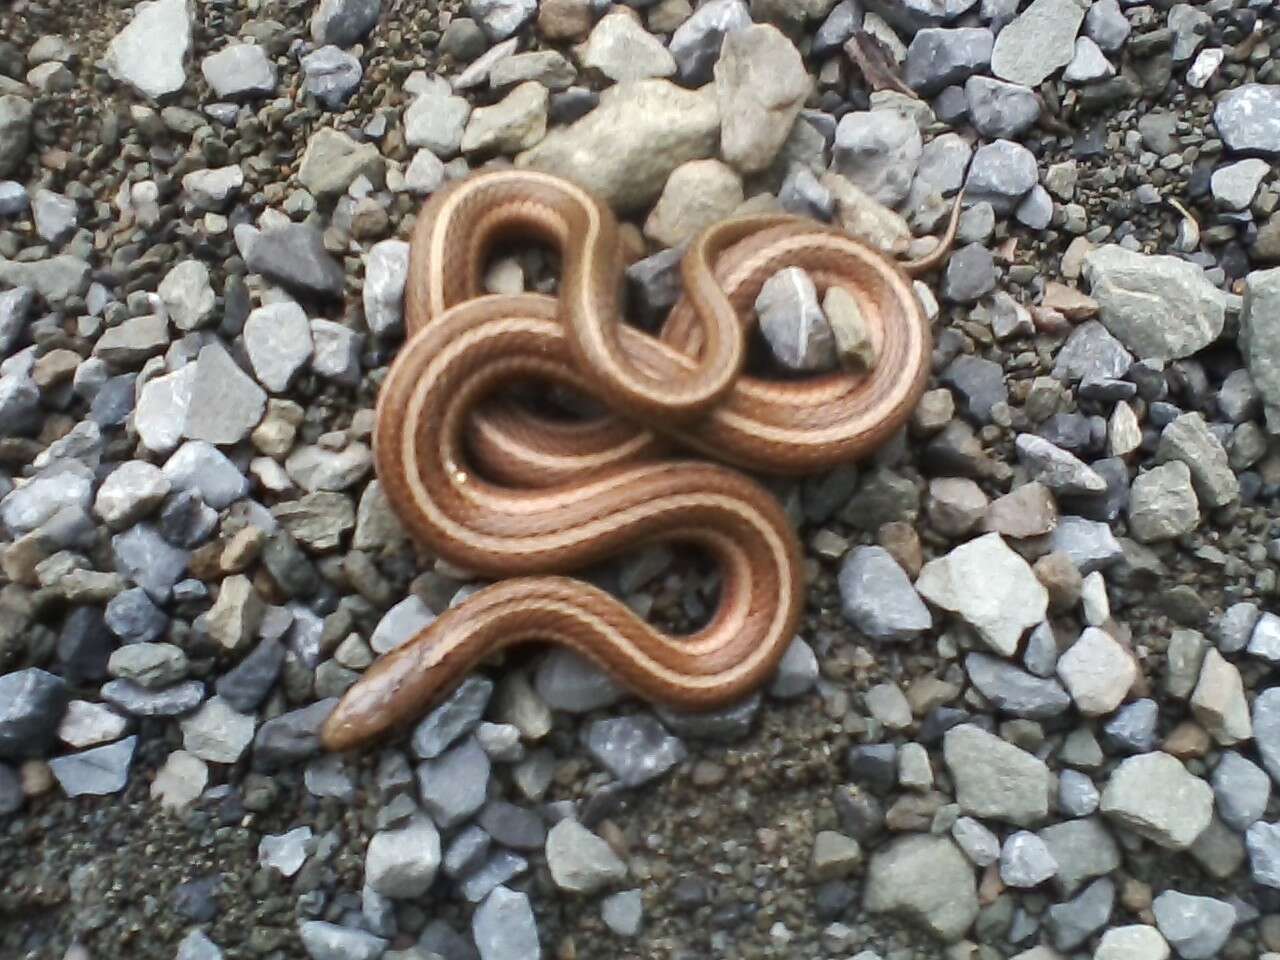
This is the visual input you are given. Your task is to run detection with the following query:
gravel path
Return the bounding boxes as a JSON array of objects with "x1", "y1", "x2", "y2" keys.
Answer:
[{"x1": 4, "y1": 0, "x2": 1280, "y2": 958}]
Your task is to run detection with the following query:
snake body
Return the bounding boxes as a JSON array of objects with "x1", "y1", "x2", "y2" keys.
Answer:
[{"x1": 320, "y1": 170, "x2": 940, "y2": 752}]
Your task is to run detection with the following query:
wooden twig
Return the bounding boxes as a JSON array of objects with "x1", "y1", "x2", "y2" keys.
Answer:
[{"x1": 843, "y1": 32, "x2": 919, "y2": 100}]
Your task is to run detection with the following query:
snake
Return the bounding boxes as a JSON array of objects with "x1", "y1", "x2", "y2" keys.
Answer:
[{"x1": 319, "y1": 169, "x2": 951, "y2": 752}]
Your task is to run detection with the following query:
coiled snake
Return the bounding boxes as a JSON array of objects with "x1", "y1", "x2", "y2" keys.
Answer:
[{"x1": 320, "y1": 169, "x2": 950, "y2": 751}]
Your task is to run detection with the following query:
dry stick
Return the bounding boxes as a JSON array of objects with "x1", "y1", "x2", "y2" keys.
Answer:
[{"x1": 843, "y1": 32, "x2": 919, "y2": 99}]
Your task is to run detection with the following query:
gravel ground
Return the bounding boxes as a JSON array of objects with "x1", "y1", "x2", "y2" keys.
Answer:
[{"x1": 5, "y1": 0, "x2": 1280, "y2": 959}]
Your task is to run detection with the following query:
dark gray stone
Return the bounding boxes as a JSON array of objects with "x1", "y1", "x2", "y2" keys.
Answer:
[
  {"x1": 655, "y1": 693, "x2": 761, "y2": 743},
  {"x1": 1058, "y1": 769, "x2": 1100, "y2": 817},
  {"x1": 444, "y1": 824, "x2": 491, "y2": 879},
  {"x1": 467, "y1": 0, "x2": 536, "y2": 41},
  {"x1": 57, "y1": 606, "x2": 114, "y2": 684},
  {"x1": 0, "y1": 95, "x2": 32, "y2": 178},
  {"x1": 904, "y1": 27, "x2": 994, "y2": 96},
  {"x1": 252, "y1": 699, "x2": 338, "y2": 772},
  {"x1": 625, "y1": 244, "x2": 685, "y2": 324},
  {"x1": 104, "y1": 587, "x2": 168, "y2": 642},
  {"x1": 668, "y1": 0, "x2": 751, "y2": 86},
  {"x1": 247, "y1": 224, "x2": 345, "y2": 299},
  {"x1": 459, "y1": 850, "x2": 528, "y2": 903},
  {"x1": 813, "y1": 0, "x2": 863, "y2": 56},
  {"x1": 1038, "y1": 817, "x2": 1120, "y2": 895},
  {"x1": 1047, "y1": 516, "x2": 1124, "y2": 573},
  {"x1": 534, "y1": 649, "x2": 623, "y2": 714},
  {"x1": 477, "y1": 800, "x2": 546, "y2": 851},
  {"x1": 418, "y1": 920, "x2": 479, "y2": 960},
  {"x1": 0, "y1": 375, "x2": 39, "y2": 437},
  {"x1": 864, "y1": 0, "x2": 979, "y2": 33},
  {"x1": 965, "y1": 652, "x2": 1070, "y2": 719},
  {"x1": 942, "y1": 242, "x2": 996, "y2": 303},
  {"x1": 1101, "y1": 698, "x2": 1158, "y2": 754},
  {"x1": 297, "y1": 921, "x2": 386, "y2": 960},
  {"x1": 833, "y1": 109, "x2": 922, "y2": 208},
  {"x1": 411, "y1": 675, "x2": 493, "y2": 759},
  {"x1": 0, "y1": 668, "x2": 67, "y2": 760},
  {"x1": 1000, "y1": 830, "x2": 1058, "y2": 887},
  {"x1": 1045, "y1": 877, "x2": 1114, "y2": 951},
  {"x1": 159, "y1": 489, "x2": 219, "y2": 548},
  {"x1": 0, "y1": 762, "x2": 21, "y2": 815},
  {"x1": 101, "y1": 679, "x2": 204, "y2": 717},
  {"x1": 216, "y1": 638, "x2": 286, "y2": 713},
  {"x1": 0, "y1": 181, "x2": 28, "y2": 218},
  {"x1": 88, "y1": 374, "x2": 137, "y2": 427},
  {"x1": 301, "y1": 46, "x2": 362, "y2": 110},
  {"x1": 163, "y1": 441, "x2": 248, "y2": 510},
  {"x1": 1085, "y1": 0, "x2": 1129, "y2": 52},
  {"x1": 941, "y1": 354, "x2": 1007, "y2": 422},
  {"x1": 472, "y1": 886, "x2": 538, "y2": 960},
  {"x1": 311, "y1": 0, "x2": 380, "y2": 46},
  {"x1": 111, "y1": 523, "x2": 189, "y2": 602}
]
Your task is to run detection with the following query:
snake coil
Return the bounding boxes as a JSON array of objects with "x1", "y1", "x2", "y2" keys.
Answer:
[{"x1": 320, "y1": 170, "x2": 938, "y2": 752}]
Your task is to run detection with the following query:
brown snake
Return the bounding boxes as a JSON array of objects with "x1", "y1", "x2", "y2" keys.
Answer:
[{"x1": 320, "y1": 170, "x2": 949, "y2": 752}]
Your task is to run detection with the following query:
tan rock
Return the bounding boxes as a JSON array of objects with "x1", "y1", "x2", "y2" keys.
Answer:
[
  {"x1": 203, "y1": 574, "x2": 264, "y2": 652},
  {"x1": 643, "y1": 159, "x2": 743, "y2": 247},
  {"x1": 822, "y1": 172, "x2": 912, "y2": 254},
  {"x1": 537, "y1": 0, "x2": 594, "y2": 40},
  {"x1": 824, "y1": 286, "x2": 876, "y2": 372},
  {"x1": 1040, "y1": 281, "x2": 1098, "y2": 319},
  {"x1": 984, "y1": 482, "x2": 1058, "y2": 539},
  {"x1": 714, "y1": 24, "x2": 809, "y2": 174},
  {"x1": 1190, "y1": 648, "x2": 1252, "y2": 745},
  {"x1": 578, "y1": 9, "x2": 676, "y2": 82},
  {"x1": 461, "y1": 81, "x2": 548, "y2": 156},
  {"x1": 517, "y1": 79, "x2": 719, "y2": 211}
]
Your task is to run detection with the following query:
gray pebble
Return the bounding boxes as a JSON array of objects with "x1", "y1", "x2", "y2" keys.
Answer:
[
  {"x1": 838, "y1": 545, "x2": 931, "y2": 641},
  {"x1": 298, "y1": 921, "x2": 386, "y2": 960},
  {"x1": 941, "y1": 242, "x2": 996, "y2": 303},
  {"x1": 201, "y1": 44, "x2": 277, "y2": 99},
  {"x1": 966, "y1": 652, "x2": 1071, "y2": 719},
  {"x1": 1153, "y1": 890, "x2": 1235, "y2": 959},
  {"x1": 534, "y1": 648, "x2": 623, "y2": 713},
  {"x1": 247, "y1": 224, "x2": 345, "y2": 299},
  {"x1": 418, "y1": 737, "x2": 490, "y2": 828},
  {"x1": 412, "y1": 675, "x2": 493, "y2": 760},
  {"x1": 300, "y1": 46, "x2": 362, "y2": 110},
  {"x1": 472, "y1": 886, "x2": 539, "y2": 960},
  {"x1": 963, "y1": 139, "x2": 1038, "y2": 214},
  {"x1": 584, "y1": 715, "x2": 686, "y2": 788},
  {"x1": 48, "y1": 735, "x2": 137, "y2": 797},
  {"x1": 1213, "y1": 751, "x2": 1270, "y2": 832},
  {"x1": 904, "y1": 27, "x2": 994, "y2": 97},
  {"x1": 1058, "y1": 769, "x2": 1100, "y2": 817},
  {"x1": 1045, "y1": 876, "x2": 1114, "y2": 951},
  {"x1": 965, "y1": 76, "x2": 1039, "y2": 139},
  {"x1": 1000, "y1": 830, "x2": 1058, "y2": 887}
]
